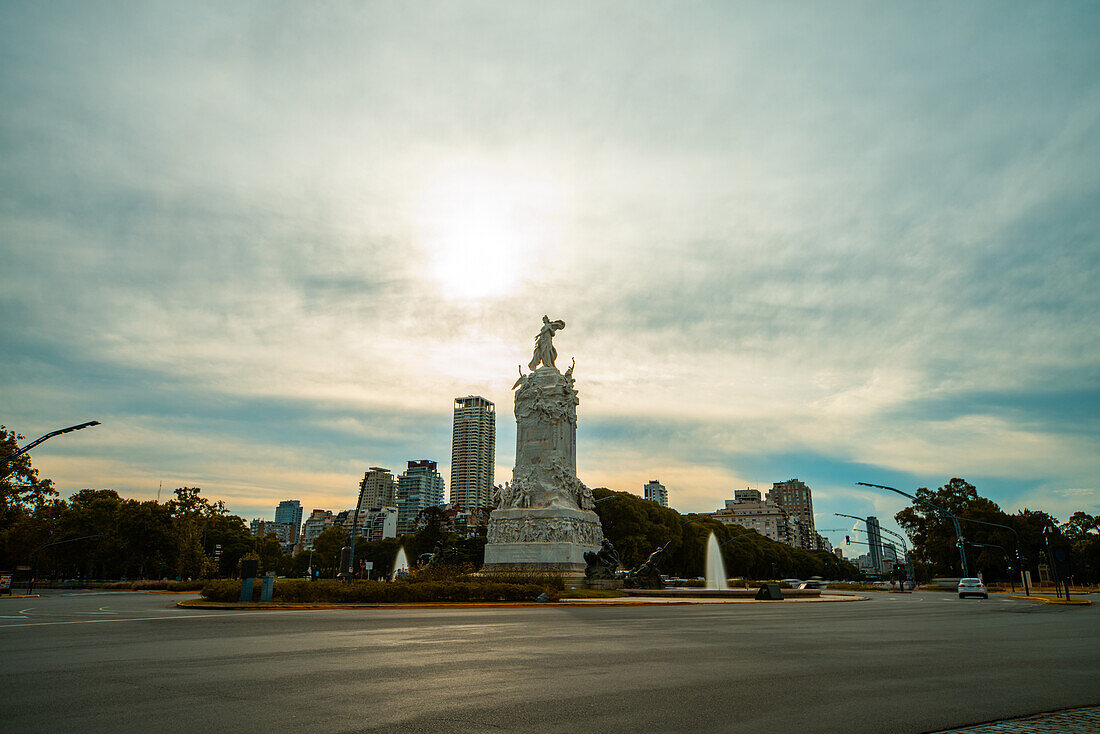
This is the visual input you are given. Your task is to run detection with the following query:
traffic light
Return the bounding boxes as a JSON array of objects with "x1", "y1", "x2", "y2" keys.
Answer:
[{"x1": 845, "y1": 535, "x2": 851, "y2": 545}]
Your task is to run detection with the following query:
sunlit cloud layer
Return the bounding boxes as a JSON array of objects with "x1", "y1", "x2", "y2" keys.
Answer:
[{"x1": 2, "y1": 2, "x2": 1098, "y2": 543}]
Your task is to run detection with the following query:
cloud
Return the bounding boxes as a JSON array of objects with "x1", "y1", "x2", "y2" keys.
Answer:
[{"x1": 1, "y1": 2, "x2": 1098, "y2": 525}]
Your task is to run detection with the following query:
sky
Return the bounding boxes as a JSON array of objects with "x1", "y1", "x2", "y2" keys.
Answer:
[{"x1": 1, "y1": 2, "x2": 1098, "y2": 549}]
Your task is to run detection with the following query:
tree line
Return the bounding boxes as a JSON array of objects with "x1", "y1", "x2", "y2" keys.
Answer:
[
  {"x1": 591, "y1": 487, "x2": 859, "y2": 580},
  {"x1": 895, "y1": 477, "x2": 1099, "y2": 583},
  {"x1": 0, "y1": 425, "x2": 483, "y2": 579}
]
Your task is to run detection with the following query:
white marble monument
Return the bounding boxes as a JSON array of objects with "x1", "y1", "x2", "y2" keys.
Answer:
[{"x1": 482, "y1": 316, "x2": 604, "y2": 574}]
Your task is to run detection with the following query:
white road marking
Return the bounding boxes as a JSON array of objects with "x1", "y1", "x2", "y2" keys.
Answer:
[{"x1": 0, "y1": 611, "x2": 270, "y2": 629}]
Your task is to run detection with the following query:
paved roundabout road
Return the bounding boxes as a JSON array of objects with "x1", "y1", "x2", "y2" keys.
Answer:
[{"x1": 0, "y1": 589, "x2": 1096, "y2": 733}]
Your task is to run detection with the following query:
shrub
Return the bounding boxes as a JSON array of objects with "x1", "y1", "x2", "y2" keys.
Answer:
[{"x1": 201, "y1": 578, "x2": 561, "y2": 604}]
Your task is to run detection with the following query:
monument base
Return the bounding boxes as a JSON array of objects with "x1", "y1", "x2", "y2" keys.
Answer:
[{"x1": 482, "y1": 506, "x2": 602, "y2": 575}]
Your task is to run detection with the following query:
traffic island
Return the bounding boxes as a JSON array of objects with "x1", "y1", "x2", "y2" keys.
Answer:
[
  {"x1": 178, "y1": 593, "x2": 866, "y2": 610},
  {"x1": 1010, "y1": 594, "x2": 1092, "y2": 605}
]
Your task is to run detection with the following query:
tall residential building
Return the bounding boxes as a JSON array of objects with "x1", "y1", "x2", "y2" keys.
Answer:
[
  {"x1": 710, "y1": 489, "x2": 795, "y2": 545},
  {"x1": 644, "y1": 480, "x2": 668, "y2": 507},
  {"x1": 450, "y1": 396, "x2": 496, "y2": 512},
  {"x1": 357, "y1": 467, "x2": 397, "y2": 515},
  {"x1": 301, "y1": 509, "x2": 337, "y2": 551},
  {"x1": 768, "y1": 478, "x2": 816, "y2": 549},
  {"x1": 397, "y1": 460, "x2": 446, "y2": 536},
  {"x1": 250, "y1": 519, "x2": 296, "y2": 552},
  {"x1": 274, "y1": 500, "x2": 303, "y2": 543},
  {"x1": 866, "y1": 515, "x2": 884, "y2": 573}
]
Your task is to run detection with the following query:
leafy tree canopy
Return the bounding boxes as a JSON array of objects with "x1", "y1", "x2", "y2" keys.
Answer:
[{"x1": 0, "y1": 426, "x2": 58, "y2": 526}]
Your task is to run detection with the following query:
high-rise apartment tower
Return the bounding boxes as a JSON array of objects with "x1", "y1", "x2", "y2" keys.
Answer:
[
  {"x1": 450, "y1": 396, "x2": 496, "y2": 511},
  {"x1": 866, "y1": 515, "x2": 884, "y2": 573},
  {"x1": 644, "y1": 480, "x2": 668, "y2": 507},
  {"x1": 274, "y1": 500, "x2": 303, "y2": 543},
  {"x1": 397, "y1": 459, "x2": 446, "y2": 536},
  {"x1": 768, "y1": 478, "x2": 816, "y2": 548},
  {"x1": 357, "y1": 467, "x2": 397, "y2": 515}
]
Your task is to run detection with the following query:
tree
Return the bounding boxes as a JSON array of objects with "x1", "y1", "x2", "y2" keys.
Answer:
[
  {"x1": 204, "y1": 513, "x2": 253, "y2": 577},
  {"x1": 0, "y1": 426, "x2": 58, "y2": 528},
  {"x1": 896, "y1": 478, "x2": 1034, "y2": 580},
  {"x1": 312, "y1": 526, "x2": 348, "y2": 575},
  {"x1": 352, "y1": 537, "x2": 403, "y2": 579},
  {"x1": 1060, "y1": 512, "x2": 1099, "y2": 584},
  {"x1": 408, "y1": 505, "x2": 448, "y2": 560},
  {"x1": 593, "y1": 488, "x2": 683, "y2": 570},
  {"x1": 254, "y1": 532, "x2": 288, "y2": 576},
  {"x1": 591, "y1": 487, "x2": 858, "y2": 580}
]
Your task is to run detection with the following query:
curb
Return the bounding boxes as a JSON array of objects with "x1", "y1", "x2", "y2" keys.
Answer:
[
  {"x1": 179, "y1": 600, "x2": 676, "y2": 610},
  {"x1": 177, "y1": 595, "x2": 867, "y2": 611},
  {"x1": 0, "y1": 594, "x2": 40, "y2": 599},
  {"x1": 1010, "y1": 594, "x2": 1092, "y2": 606}
]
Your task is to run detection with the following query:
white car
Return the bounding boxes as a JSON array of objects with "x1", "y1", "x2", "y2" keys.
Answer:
[{"x1": 958, "y1": 578, "x2": 988, "y2": 599}]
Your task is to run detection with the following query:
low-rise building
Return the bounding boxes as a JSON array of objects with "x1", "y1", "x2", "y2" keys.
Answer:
[{"x1": 337, "y1": 506, "x2": 399, "y2": 542}]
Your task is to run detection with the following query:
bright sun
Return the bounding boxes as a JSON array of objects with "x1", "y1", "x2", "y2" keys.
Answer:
[{"x1": 419, "y1": 164, "x2": 558, "y2": 300}]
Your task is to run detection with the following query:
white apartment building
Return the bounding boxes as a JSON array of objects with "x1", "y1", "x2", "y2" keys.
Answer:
[
  {"x1": 644, "y1": 480, "x2": 668, "y2": 507},
  {"x1": 709, "y1": 488, "x2": 795, "y2": 544}
]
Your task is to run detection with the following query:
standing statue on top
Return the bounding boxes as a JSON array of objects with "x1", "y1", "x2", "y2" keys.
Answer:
[{"x1": 528, "y1": 315, "x2": 566, "y2": 371}]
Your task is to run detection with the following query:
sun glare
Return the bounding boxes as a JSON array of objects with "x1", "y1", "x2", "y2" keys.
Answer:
[{"x1": 418, "y1": 164, "x2": 559, "y2": 300}]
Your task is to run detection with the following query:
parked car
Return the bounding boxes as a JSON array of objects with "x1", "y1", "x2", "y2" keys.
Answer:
[{"x1": 957, "y1": 578, "x2": 988, "y2": 599}]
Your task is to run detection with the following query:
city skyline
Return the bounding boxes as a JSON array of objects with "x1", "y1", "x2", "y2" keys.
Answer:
[{"x1": 2, "y1": 3, "x2": 1098, "y2": 549}]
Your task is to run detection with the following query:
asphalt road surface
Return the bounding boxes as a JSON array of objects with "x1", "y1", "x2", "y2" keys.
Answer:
[{"x1": 0, "y1": 590, "x2": 1097, "y2": 733}]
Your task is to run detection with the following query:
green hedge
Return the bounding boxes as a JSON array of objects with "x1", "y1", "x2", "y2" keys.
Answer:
[
  {"x1": 102, "y1": 579, "x2": 207, "y2": 591},
  {"x1": 201, "y1": 578, "x2": 561, "y2": 603}
]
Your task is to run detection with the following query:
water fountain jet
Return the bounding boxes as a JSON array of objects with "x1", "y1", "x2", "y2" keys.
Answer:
[
  {"x1": 705, "y1": 532, "x2": 730, "y2": 590},
  {"x1": 392, "y1": 546, "x2": 409, "y2": 580}
]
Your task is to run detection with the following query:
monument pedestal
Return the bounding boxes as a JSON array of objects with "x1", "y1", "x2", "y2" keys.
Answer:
[{"x1": 483, "y1": 506, "x2": 602, "y2": 574}]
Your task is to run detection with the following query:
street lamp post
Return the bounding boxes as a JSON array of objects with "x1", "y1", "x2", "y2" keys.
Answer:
[
  {"x1": 857, "y1": 482, "x2": 970, "y2": 578},
  {"x1": 348, "y1": 507, "x2": 361, "y2": 578},
  {"x1": 1, "y1": 421, "x2": 101, "y2": 470}
]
